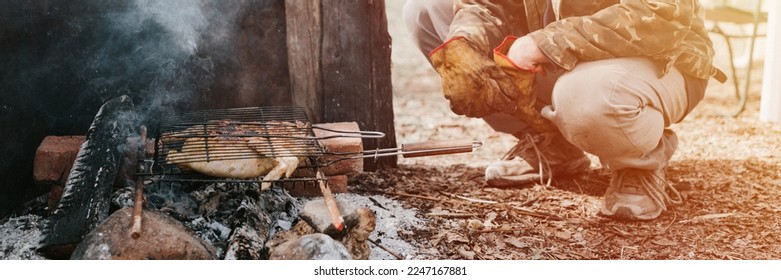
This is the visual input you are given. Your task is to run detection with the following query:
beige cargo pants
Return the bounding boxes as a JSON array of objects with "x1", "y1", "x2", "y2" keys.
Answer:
[{"x1": 403, "y1": 0, "x2": 694, "y2": 171}]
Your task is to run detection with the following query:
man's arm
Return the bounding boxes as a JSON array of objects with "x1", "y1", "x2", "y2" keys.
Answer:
[
  {"x1": 448, "y1": 0, "x2": 527, "y2": 54},
  {"x1": 528, "y1": 0, "x2": 711, "y2": 74}
]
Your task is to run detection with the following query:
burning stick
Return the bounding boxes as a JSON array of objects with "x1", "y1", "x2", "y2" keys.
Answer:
[
  {"x1": 316, "y1": 170, "x2": 344, "y2": 232},
  {"x1": 130, "y1": 126, "x2": 147, "y2": 239},
  {"x1": 130, "y1": 179, "x2": 144, "y2": 239}
]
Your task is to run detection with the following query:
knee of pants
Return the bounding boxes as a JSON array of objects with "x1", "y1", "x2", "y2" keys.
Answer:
[
  {"x1": 402, "y1": 1, "x2": 441, "y2": 34},
  {"x1": 402, "y1": 0, "x2": 452, "y2": 54},
  {"x1": 545, "y1": 68, "x2": 665, "y2": 160},
  {"x1": 402, "y1": 1, "x2": 426, "y2": 26}
]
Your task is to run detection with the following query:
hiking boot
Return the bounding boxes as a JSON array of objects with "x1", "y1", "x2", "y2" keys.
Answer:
[
  {"x1": 601, "y1": 168, "x2": 683, "y2": 221},
  {"x1": 485, "y1": 132, "x2": 591, "y2": 187}
]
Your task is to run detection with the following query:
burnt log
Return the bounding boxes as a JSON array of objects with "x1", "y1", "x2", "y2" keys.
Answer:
[
  {"x1": 223, "y1": 186, "x2": 297, "y2": 260},
  {"x1": 38, "y1": 95, "x2": 138, "y2": 259},
  {"x1": 223, "y1": 194, "x2": 268, "y2": 260}
]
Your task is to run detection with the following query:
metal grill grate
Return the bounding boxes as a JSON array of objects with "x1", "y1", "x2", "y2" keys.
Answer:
[
  {"x1": 160, "y1": 106, "x2": 311, "y2": 125},
  {"x1": 146, "y1": 106, "x2": 326, "y2": 179}
]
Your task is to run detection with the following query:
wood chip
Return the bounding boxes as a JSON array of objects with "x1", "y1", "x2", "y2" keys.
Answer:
[
  {"x1": 454, "y1": 194, "x2": 498, "y2": 204},
  {"x1": 652, "y1": 238, "x2": 678, "y2": 246},
  {"x1": 506, "y1": 237, "x2": 528, "y2": 249},
  {"x1": 458, "y1": 247, "x2": 476, "y2": 260},
  {"x1": 425, "y1": 212, "x2": 477, "y2": 218},
  {"x1": 679, "y1": 213, "x2": 737, "y2": 224},
  {"x1": 555, "y1": 230, "x2": 572, "y2": 240}
]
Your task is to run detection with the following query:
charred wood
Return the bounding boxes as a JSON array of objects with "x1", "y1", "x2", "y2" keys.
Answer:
[
  {"x1": 223, "y1": 186, "x2": 297, "y2": 260},
  {"x1": 38, "y1": 95, "x2": 138, "y2": 259}
]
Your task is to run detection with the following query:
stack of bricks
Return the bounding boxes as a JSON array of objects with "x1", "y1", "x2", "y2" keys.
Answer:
[{"x1": 33, "y1": 122, "x2": 364, "y2": 205}]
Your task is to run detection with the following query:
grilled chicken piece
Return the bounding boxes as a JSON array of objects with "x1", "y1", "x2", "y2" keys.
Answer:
[
  {"x1": 166, "y1": 137, "x2": 276, "y2": 179},
  {"x1": 163, "y1": 120, "x2": 310, "y2": 190},
  {"x1": 243, "y1": 122, "x2": 308, "y2": 190}
]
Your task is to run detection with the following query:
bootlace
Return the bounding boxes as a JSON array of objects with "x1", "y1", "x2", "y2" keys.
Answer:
[
  {"x1": 612, "y1": 169, "x2": 683, "y2": 211},
  {"x1": 501, "y1": 133, "x2": 553, "y2": 186}
]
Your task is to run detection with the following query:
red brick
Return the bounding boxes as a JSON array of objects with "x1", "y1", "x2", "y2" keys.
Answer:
[
  {"x1": 311, "y1": 122, "x2": 364, "y2": 176},
  {"x1": 33, "y1": 136, "x2": 85, "y2": 186},
  {"x1": 283, "y1": 175, "x2": 348, "y2": 197}
]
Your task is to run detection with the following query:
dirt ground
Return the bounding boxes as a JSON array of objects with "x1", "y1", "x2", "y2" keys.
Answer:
[{"x1": 361, "y1": 1, "x2": 781, "y2": 260}]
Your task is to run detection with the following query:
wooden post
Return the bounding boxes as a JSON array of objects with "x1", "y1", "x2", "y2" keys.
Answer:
[
  {"x1": 760, "y1": 0, "x2": 781, "y2": 122},
  {"x1": 285, "y1": 0, "x2": 323, "y2": 123},
  {"x1": 286, "y1": 0, "x2": 397, "y2": 170}
]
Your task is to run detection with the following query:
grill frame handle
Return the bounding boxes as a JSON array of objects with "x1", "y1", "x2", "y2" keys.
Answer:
[
  {"x1": 400, "y1": 139, "x2": 480, "y2": 158},
  {"x1": 310, "y1": 125, "x2": 385, "y2": 140},
  {"x1": 320, "y1": 139, "x2": 483, "y2": 166}
]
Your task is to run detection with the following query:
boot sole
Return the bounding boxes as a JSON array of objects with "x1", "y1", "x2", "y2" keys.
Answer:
[{"x1": 601, "y1": 206, "x2": 662, "y2": 221}]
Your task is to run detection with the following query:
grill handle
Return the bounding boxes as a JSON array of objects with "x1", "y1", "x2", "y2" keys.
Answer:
[
  {"x1": 316, "y1": 139, "x2": 482, "y2": 166},
  {"x1": 311, "y1": 125, "x2": 385, "y2": 139},
  {"x1": 401, "y1": 139, "x2": 481, "y2": 158}
]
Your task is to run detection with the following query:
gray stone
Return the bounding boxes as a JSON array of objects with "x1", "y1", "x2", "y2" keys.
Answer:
[
  {"x1": 340, "y1": 208, "x2": 376, "y2": 260},
  {"x1": 71, "y1": 208, "x2": 216, "y2": 260},
  {"x1": 285, "y1": 199, "x2": 377, "y2": 260},
  {"x1": 268, "y1": 233, "x2": 352, "y2": 260},
  {"x1": 299, "y1": 198, "x2": 356, "y2": 236}
]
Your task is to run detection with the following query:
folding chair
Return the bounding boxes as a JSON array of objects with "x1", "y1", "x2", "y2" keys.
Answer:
[{"x1": 704, "y1": 0, "x2": 767, "y2": 116}]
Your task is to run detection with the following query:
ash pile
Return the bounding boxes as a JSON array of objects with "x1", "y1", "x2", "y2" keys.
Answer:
[{"x1": 103, "y1": 179, "x2": 378, "y2": 260}]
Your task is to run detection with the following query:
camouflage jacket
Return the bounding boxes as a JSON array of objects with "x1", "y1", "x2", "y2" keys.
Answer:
[{"x1": 449, "y1": 0, "x2": 727, "y2": 82}]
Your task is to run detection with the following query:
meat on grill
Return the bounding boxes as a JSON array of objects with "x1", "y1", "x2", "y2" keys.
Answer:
[{"x1": 164, "y1": 120, "x2": 309, "y2": 190}]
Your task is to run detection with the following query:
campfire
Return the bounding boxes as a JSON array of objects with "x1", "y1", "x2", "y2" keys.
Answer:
[
  {"x1": 0, "y1": 0, "x2": 482, "y2": 261},
  {"x1": 26, "y1": 96, "x2": 479, "y2": 260}
]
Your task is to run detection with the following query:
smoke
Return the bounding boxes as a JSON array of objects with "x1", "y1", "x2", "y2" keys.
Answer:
[
  {"x1": 96, "y1": 0, "x2": 215, "y2": 126},
  {"x1": 0, "y1": 0, "x2": 247, "y2": 214},
  {"x1": 126, "y1": 0, "x2": 207, "y2": 55}
]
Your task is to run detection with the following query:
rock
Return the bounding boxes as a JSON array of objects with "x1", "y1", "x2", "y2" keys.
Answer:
[
  {"x1": 266, "y1": 220, "x2": 317, "y2": 248},
  {"x1": 339, "y1": 208, "x2": 376, "y2": 260},
  {"x1": 299, "y1": 197, "x2": 356, "y2": 235},
  {"x1": 268, "y1": 233, "x2": 352, "y2": 260},
  {"x1": 295, "y1": 198, "x2": 376, "y2": 260},
  {"x1": 70, "y1": 208, "x2": 216, "y2": 260}
]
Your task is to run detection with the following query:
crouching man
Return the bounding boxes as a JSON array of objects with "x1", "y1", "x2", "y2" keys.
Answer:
[{"x1": 403, "y1": 0, "x2": 725, "y2": 220}]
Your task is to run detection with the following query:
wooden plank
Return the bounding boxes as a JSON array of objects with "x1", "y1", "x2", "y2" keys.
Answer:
[
  {"x1": 285, "y1": 0, "x2": 323, "y2": 123},
  {"x1": 367, "y1": 0, "x2": 397, "y2": 169},
  {"x1": 198, "y1": 0, "x2": 291, "y2": 109},
  {"x1": 320, "y1": 0, "x2": 397, "y2": 170},
  {"x1": 760, "y1": 0, "x2": 781, "y2": 122}
]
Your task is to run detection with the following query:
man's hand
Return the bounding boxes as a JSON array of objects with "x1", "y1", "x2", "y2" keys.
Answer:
[
  {"x1": 493, "y1": 36, "x2": 558, "y2": 134},
  {"x1": 429, "y1": 37, "x2": 523, "y2": 118},
  {"x1": 506, "y1": 36, "x2": 550, "y2": 75}
]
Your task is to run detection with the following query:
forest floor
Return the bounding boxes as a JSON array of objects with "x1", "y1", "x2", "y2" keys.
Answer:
[{"x1": 363, "y1": 0, "x2": 781, "y2": 260}]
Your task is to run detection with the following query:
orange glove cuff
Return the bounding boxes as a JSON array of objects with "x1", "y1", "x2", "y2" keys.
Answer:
[
  {"x1": 428, "y1": 36, "x2": 466, "y2": 58},
  {"x1": 493, "y1": 36, "x2": 532, "y2": 73}
]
